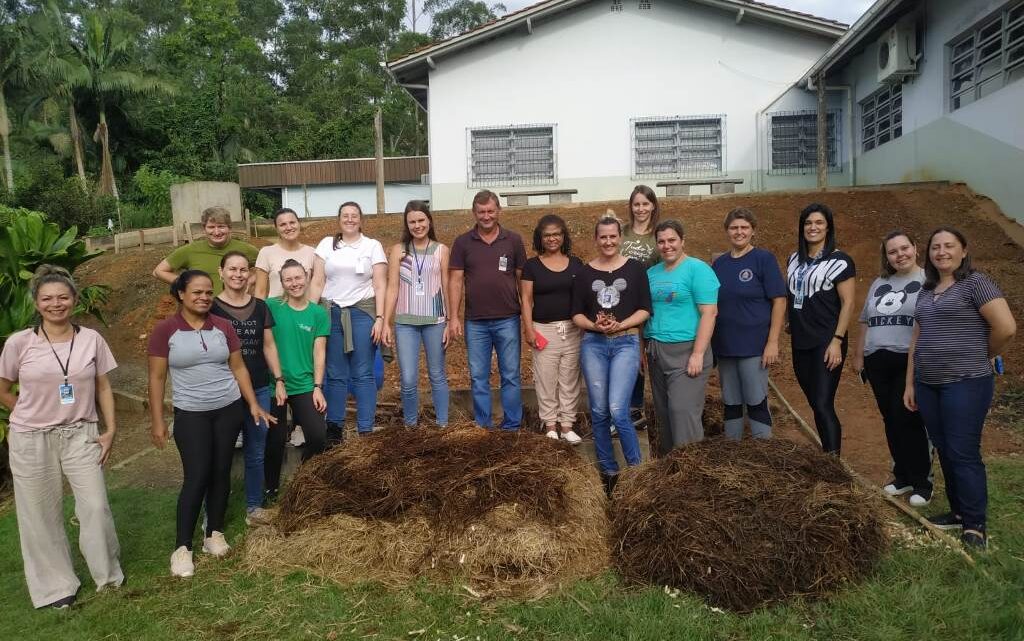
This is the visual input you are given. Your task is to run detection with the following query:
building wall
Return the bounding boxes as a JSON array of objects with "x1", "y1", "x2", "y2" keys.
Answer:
[
  {"x1": 833, "y1": 0, "x2": 1024, "y2": 221},
  {"x1": 426, "y1": 1, "x2": 836, "y2": 209},
  {"x1": 281, "y1": 183, "x2": 431, "y2": 217}
]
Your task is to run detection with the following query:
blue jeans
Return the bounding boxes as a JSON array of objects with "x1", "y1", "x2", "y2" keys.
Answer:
[
  {"x1": 396, "y1": 322, "x2": 449, "y2": 426},
  {"x1": 465, "y1": 316, "x2": 522, "y2": 430},
  {"x1": 580, "y1": 332, "x2": 642, "y2": 475},
  {"x1": 915, "y1": 375, "x2": 994, "y2": 532},
  {"x1": 242, "y1": 386, "x2": 270, "y2": 510},
  {"x1": 326, "y1": 305, "x2": 378, "y2": 432}
]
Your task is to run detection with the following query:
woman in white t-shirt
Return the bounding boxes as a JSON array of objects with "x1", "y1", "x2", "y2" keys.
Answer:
[
  {"x1": 0, "y1": 265, "x2": 124, "y2": 609},
  {"x1": 254, "y1": 208, "x2": 320, "y2": 300},
  {"x1": 315, "y1": 201, "x2": 387, "y2": 438}
]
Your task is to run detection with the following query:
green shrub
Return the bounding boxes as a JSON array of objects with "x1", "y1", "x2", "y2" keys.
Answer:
[
  {"x1": 31, "y1": 177, "x2": 118, "y2": 234},
  {"x1": 85, "y1": 225, "x2": 112, "y2": 238},
  {"x1": 123, "y1": 164, "x2": 190, "y2": 229},
  {"x1": 0, "y1": 204, "x2": 46, "y2": 228}
]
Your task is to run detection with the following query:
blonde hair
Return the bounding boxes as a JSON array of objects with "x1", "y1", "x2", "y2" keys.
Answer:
[
  {"x1": 201, "y1": 206, "x2": 232, "y2": 226},
  {"x1": 30, "y1": 264, "x2": 78, "y2": 300}
]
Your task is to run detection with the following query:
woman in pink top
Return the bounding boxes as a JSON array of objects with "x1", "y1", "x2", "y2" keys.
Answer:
[{"x1": 0, "y1": 265, "x2": 124, "y2": 609}]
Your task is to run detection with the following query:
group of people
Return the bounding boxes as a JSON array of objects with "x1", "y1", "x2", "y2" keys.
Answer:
[{"x1": 0, "y1": 190, "x2": 1015, "y2": 609}]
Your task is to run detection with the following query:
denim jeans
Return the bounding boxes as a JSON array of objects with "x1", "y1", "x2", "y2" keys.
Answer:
[
  {"x1": 396, "y1": 322, "x2": 449, "y2": 426},
  {"x1": 242, "y1": 386, "x2": 270, "y2": 510},
  {"x1": 326, "y1": 305, "x2": 378, "y2": 432},
  {"x1": 915, "y1": 375, "x2": 994, "y2": 532},
  {"x1": 580, "y1": 332, "x2": 642, "y2": 475},
  {"x1": 465, "y1": 316, "x2": 522, "y2": 430}
]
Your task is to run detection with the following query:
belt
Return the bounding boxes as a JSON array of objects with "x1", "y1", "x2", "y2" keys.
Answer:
[{"x1": 605, "y1": 327, "x2": 640, "y2": 339}]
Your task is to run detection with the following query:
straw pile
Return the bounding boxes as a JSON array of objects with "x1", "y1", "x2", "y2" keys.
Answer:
[
  {"x1": 610, "y1": 438, "x2": 888, "y2": 612},
  {"x1": 244, "y1": 423, "x2": 610, "y2": 598}
]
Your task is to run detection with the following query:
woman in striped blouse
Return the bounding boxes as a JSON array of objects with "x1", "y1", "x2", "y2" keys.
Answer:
[
  {"x1": 904, "y1": 227, "x2": 1016, "y2": 550},
  {"x1": 383, "y1": 201, "x2": 451, "y2": 427}
]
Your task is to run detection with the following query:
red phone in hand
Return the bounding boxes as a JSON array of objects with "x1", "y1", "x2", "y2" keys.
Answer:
[{"x1": 534, "y1": 331, "x2": 548, "y2": 351}]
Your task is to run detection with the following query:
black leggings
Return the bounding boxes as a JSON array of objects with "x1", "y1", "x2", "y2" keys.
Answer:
[
  {"x1": 264, "y1": 392, "x2": 328, "y2": 493},
  {"x1": 864, "y1": 349, "x2": 932, "y2": 489},
  {"x1": 173, "y1": 399, "x2": 245, "y2": 549},
  {"x1": 792, "y1": 340, "x2": 846, "y2": 454}
]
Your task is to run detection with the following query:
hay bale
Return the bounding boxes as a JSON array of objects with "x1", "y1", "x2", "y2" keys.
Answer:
[
  {"x1": 610, "y1": 438, "x2": 888, "y2": 612},
  {"x1": 244, "y1": 424, "x2": 610, "y2": 598}
]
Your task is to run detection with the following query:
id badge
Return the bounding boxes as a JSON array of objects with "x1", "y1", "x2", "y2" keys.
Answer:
[
  {"x1": 498, "y1": 255, "x2": 508, "y2": 272},
  {"x1": 793, "y1": 292, "x2": 804, "y2": 310},
  {"x1": 415, "y1": 279, "x2": 425, "y2": 296},
  {"x1": 59, "y1": 383, "x2": 76, "y2": 405}
]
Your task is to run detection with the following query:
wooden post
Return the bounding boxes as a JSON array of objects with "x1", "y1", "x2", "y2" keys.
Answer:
[
  {"x1": 374, "y1": 107, "x2": 385, "y2": 215},
  {"x1": 816, "y1": 74, "x2": 828, "y2": 189},
  {"x1": 139, "y1": 229, "x2": 145, "y2": 250},
  {"x1": 303, "y1": 182, "x2": 309, "y2": 218},
  {"x1": 114, "y1": 233, "x2": 120, "y2": 254}
]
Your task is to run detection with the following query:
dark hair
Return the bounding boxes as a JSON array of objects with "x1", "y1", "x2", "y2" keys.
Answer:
[
  {"x1": 472, "y1": 190, "x2": 500, "y2": 210},
  {"x1": 879, "y1": 230, "x2": 917, "y2": 278},
  {"x1": 922, "y1": 227, "x2": 973, "y2": 290},
  {"x1": 724, "y1": 207, "x2": 757, "y2": 229},
  {"x1": 333, "y1": 201, "x2": 364, "y2": 249},
  {"x1": 30, "y1": 264, "x2": 78, "y2": 300},
  {"x1": 628, "y1": 184, "x2": 660, "y2": 232},
  {"x1": 797, "y1": 202, "x2": 836, "y2": 263},
  {"x1": 532, "y1": 214, "x2": 572, "y2": 255},
  {"x1": 273, "y1": 207, "x2": 299, "y2": 225},
  {"x1": 219, "y1": 250, "x2": 251, "y2": 268},
  {"x1": 400, "y1": 200, "x2": 438, "y2": 251},
  {"x1": 170, "y1": 270, "x2": 212, "y2": 303},
  {"x1": 654, "y1": 219, "x2": 685, "y2": 240},
  {"x1": 594, "y1": 215, "x2": 621, "y2": 237}
]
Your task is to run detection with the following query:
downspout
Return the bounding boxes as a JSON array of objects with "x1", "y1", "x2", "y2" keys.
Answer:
[{"x1": 806, "y1": 75, "x2": 856, "y2": 187}]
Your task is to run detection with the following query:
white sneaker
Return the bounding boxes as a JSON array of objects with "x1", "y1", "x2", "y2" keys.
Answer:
[
  {"x1": 170, "y1": 546, "x2": 194, "y2": 577},
  {"x1": 245, "y1": 507, "x2": 272, "y2": 526},
  {"x1": 202, "y1": 531, "x2": 231, "y2": 557},
  {"x1": 560, "y1": 430, "x2": 583, "y2": 445},
  {"x1": 545, "y1": 430, "x2": 559, "y2": 440},
  {"x1": 289, "y1": 425, "x2": 306, "y2": 447}
]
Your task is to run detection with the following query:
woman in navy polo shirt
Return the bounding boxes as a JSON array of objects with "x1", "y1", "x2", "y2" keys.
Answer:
[{"x1": 712, "y1": 208, "x2": 786, "y2": 440}]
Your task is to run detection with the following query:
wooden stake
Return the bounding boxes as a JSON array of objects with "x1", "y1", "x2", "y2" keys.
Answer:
[
  {"x1": 375, "y1": 107, "x2": 385, "y2": 215},
  {"x1": 816, "y1": 74, "x2": 828, "y2": 189}
]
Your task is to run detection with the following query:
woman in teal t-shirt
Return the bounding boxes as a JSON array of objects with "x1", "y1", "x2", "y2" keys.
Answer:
[
  {"x1": 264, "y1": 259, "x2": 331, "y2": 500},
  {"x1": 645, "y1": 219, "x2": 720, "y2": 455}
]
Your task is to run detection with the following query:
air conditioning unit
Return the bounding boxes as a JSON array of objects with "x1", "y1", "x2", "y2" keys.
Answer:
[{"x1": 877, "y1": 21, "x2": 918, "y2": 84}]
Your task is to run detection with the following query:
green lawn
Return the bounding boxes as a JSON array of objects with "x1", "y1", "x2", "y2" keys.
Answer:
[{"x1": 1, "y1": 460, "x2": 1023, "y2": 641}]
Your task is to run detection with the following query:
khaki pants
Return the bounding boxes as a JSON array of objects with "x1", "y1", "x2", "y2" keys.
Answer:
[
  {"x1": 532, "y1": 321, "x2": 583, "y2": 427},
  {"x1": 8, "y1": 422, "x2": 123, "y2": 608}
]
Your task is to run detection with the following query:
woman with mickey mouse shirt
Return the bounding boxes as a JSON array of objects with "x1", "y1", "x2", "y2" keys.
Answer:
[
  {"x1": 572, "y1": 216, "x2": 651, "y2": 496},
  {"x1": 851, "y1": 231, "x2": 932, "y2": 507}
]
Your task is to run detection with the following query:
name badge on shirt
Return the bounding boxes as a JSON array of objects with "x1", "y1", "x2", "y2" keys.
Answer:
[
  {"x1": 415, "y1": 279, "x2": 425, "y2": 295},
  {"x1": 793, "y1": 292, "x2": 804, "y2": 310},
  {"x1": 498, "y1": 255, "x2": 508, "y2": 272},
  {"x1": 59, "y1": 383, "x2": 76, "y2": 405}
]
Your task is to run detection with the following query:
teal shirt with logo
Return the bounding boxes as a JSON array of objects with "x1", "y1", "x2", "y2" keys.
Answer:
[{"x1": 644, "y1": 258, "x2": 720, "y2": 342}]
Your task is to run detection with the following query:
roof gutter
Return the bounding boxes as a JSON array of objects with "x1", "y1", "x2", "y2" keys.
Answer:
[{"x1": 801, "y1": 0, "x2": 903, "y2": 84}]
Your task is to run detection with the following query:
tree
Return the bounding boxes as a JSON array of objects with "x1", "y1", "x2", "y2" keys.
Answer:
[{"x1": 424, "y1": 0, "x2": 506, "y2": 41}]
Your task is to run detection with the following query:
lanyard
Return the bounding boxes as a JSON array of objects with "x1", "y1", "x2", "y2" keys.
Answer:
[
  {"x1": 410, "y1": 241, "x2": 428, "y2": 281},
  {"x1": 40, "y1": 326, "x2": 76, "y2": 385}
]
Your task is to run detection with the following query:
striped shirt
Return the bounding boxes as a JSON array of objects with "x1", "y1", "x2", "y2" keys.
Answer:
[
  {"x1": 913, "y1": 272, "x2": 1003, "y2": 385},
  {"x1": 396, "y1": 241, "x2": 445, "y2": 325}
]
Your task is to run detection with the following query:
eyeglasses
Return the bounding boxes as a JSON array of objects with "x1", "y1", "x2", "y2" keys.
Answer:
[{"x1": 542, "y1": 232, "x2": 564, "y2": 239}]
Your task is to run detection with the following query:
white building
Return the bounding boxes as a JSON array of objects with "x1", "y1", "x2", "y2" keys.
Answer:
[
  {"x1": 388, "y1": 0, "x2": 846, "y2": 210},
  {"x1": 237, "y1": 156, "x2": 431, "y2": 216}
]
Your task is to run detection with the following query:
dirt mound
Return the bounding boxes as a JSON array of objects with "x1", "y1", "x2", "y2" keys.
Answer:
[
  {"x1": 610, "y1": 437, "x2": 888, "y2": 612},
  {"x1": 244, "y1": 424, "x2": 610, "y2": 597}
]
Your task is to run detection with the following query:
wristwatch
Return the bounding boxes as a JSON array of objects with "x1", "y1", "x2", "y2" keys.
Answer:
[{"x1": 313, "y1": 383, "x2": 324, "y2": 389}]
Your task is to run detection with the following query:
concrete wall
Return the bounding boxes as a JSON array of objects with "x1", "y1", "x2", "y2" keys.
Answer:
[
  {"x1": 829, "y1": 0, "x2": 1024, "y2": 221},
  {"x1": 170, "y1": 182, "x2": 243, "y2": 231},
  {"x1": 281, "y1": 182, "x2": 432, "y2": 216},
  {"x1": 426, "y1": 1, "x2": 837, "y2": 210}
]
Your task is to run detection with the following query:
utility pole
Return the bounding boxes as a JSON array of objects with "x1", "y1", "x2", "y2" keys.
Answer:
[{"x1": 375, "y1": 107, "x2": 386, "y2": 215}]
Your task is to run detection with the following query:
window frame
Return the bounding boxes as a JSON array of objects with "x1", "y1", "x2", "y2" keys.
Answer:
[
  {"x1": 767, "y1": 109, "x2": 842, "y2": 175},
  {"x1": 466, "y1": 124, "x2": 557, "y2": 188},
  {"x1": 947, "y1": 0, "x2": 1024, "y2": 112},
  {"x1": 860, "y1": 84, "x2": 903, "y2": 153},
  {"x1": 631, "y1": 114, "x2": 727, "y2": 180}
]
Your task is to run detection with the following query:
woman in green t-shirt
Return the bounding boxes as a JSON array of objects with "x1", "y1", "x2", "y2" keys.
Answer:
[{"x1": 264, "y1": 260, "x2": 331, "y2": 500}]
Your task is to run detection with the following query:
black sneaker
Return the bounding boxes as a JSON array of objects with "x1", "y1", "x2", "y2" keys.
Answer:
[
  {"x1": 263, "y1": 488, "x2": 279, "y2": 506},
  {"x1": 883, "y1": 479, "x2": 913, "y2": 496},
  {"x1": 960, "y1": 529, "x2": 987, "y2": 550},
  {"x1": 630, "y1": 409, "x2": 647, "y2": 431},
  {"x1": 325, "y1": 422, "x2": 344, "y2": 448},
  {"x1": 46, "y1": 594, "x2": 76, "y2": 609},
  {"x1": 927, "y1": 512, "x2": 963, "y2": 530}
]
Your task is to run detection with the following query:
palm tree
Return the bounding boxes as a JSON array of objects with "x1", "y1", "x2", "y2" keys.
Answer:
[
  {"x1": 67, "y1": 13, "x2": 174, "y2": 204},
  {"x1": 0, "y1": 22, "x2": 31, "y2": 195}
]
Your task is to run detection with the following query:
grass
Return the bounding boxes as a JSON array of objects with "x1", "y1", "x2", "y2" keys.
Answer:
[{"x1": 1, "y1": 460, "x2": 1023, "y2": 641}]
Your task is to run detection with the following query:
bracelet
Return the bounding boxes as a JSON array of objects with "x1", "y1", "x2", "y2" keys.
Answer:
[
  {"x1": 833, "y1": 333, "x2": 845, "y2": 341},
  {"x1": 375, "y1": 315, "x2": 383, "y2": 320},
  {"x1": 275, "y1": 376, "x2": 285, "y2": 383},
  {"x1": 313, "y1": 383, "x2": 323, "y2": 389}
]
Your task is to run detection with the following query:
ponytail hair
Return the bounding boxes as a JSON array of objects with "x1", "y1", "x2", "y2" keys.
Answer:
[{"x1": 30, "y1": 264, "x2": 78, "y2": 301}]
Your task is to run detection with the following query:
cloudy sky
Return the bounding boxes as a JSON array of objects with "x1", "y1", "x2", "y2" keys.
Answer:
[{"x1": 498, "y1": 0, "x2": 876, "y2": 26}]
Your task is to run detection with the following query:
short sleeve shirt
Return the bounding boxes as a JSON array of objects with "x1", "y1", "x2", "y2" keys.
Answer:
[
  {"x1": 267, "y1": 298, "x2": 331, "y2": 396},
  {"x1": 571, "y1": 259, "x2": 652, "y2": 332},
  {"x1": 645, "y1": 257, "x2": 720, "y2": 343},
  {"x1": 211, "y1": 297, "x2": 274, "y2": 387},
  {"x1": 0, "y1": 327, "x2": 116, "y2": 432},
  {"x1": 858, "y1": 269, "x2": 924, "y2": 356},
  {"x1": 449, "y1": 226, "x2": 527, "y2": 320},
  {"x1": 148, "y1": 312, "x2": 241, "y2": 411},
  {"x1": 255, "y1": 243, "x2": 317, "y2": 299},
  {"x1": 165, "y1": 239, "x2": 258, "y2": 295},
  {"x1": 786, "y1": 250, "x2": 856, "y2": 350},
  {"x1": 914, "y1": 272, "x2": 1003, "y2": 384},
  {"x1": 619, "y1": 227, "x2": 659, "y2": 268},
  {"x1": 521, "y1": 255, "x2": 583, "y2": 323},
  {"x1": 712, "y1": 248, "x2": 787, "y2": 358},
  {"x1": 315, "y1": 234, "x2": 387, "y2": 308}
]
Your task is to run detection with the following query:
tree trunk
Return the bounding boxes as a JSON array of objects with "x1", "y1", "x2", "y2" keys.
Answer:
[
  {"x1": 374, "y1": 107, "x2": 385, "y2": 215},
  {"x1": 69, "y1": 103, "x2": 88, "y2": 194},
  {"x1": 95, "y1": 110, "x2": 120, "y2": 201},
  {"x1": 816, "y1": 75, "x2": 827, "y2": 189},
  {"x1": 0, "y1": 87, "x2": 14, "y2": 196}
]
